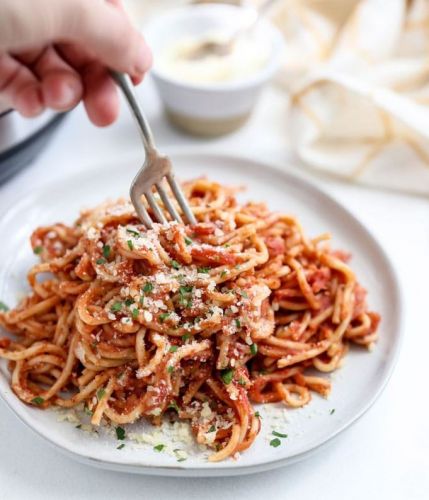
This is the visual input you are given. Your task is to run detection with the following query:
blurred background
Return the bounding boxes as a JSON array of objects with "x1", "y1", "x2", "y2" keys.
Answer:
[{"x1": 2, "y1": 0, "x2": 429, "y2": 196}]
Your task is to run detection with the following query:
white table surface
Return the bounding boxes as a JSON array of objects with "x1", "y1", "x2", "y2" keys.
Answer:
[{"x1": 0, "y1": 80, "x2": 428, "y2": 500}]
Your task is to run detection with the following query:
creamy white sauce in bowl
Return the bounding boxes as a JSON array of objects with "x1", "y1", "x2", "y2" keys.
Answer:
[
  {"x1": 157, "y1": 33, "x2": 271, "y2": 85},
  {"x1": 144, "y1": 4, "x2": 285, "y2": 135}
]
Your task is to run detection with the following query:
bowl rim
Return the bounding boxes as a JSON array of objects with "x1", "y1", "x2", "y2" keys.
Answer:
[{"x1": 144, "y1": 3, "x2": 285, "y2": 93}]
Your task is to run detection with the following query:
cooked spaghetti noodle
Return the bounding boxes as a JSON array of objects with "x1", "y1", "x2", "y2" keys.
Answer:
[{"x1": 0, "y1": 179, "x2": 380, "y2": 461}]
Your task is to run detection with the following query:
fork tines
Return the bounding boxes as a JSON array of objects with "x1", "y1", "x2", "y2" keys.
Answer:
[{"x1": 131, "y1": 174, "x2": 196, "y2": 229}]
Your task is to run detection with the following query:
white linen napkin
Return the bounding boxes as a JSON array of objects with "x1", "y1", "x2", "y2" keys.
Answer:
[{"x1": 270, "y1": 0, "x2": 429, "y2": 195}]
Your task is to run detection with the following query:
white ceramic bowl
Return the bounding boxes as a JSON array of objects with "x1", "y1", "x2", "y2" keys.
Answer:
[{"x1": 144, "y1": 4, "x2": 285, "y2": 136}]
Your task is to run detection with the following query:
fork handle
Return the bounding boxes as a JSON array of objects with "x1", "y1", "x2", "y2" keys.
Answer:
[{"x1": 110, "y1": 70, "x2": 156, "y2": 154}]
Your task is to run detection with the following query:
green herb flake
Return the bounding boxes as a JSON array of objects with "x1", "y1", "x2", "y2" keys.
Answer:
[
  {"x1": 132, "y1": 308, "x2": 139, "y2": 320},
  {"x1": 33, "y1": 246, "x2": 43, "y2": 255},
  {"x1": 169, "y1": 345, "x2": 178, "y2": 353},
  {"x1": 142, "y1": 282, "x2": 153, "y2": 294},
  {"x1": 110, "y1": 301, "x2": 122, "y2": 313},
  {"x1": 221, "y1": 368, "x2": 234, "y2": 385},
  {"x1": 116, "y1": 426, "x2": 126, "y2": 440},
  {"x1": 84, "y1": 405, "x2": 93, "y2": 416},
  {"x1": 171, "y1": 260, "x2": 181, "y2": 270},
  {"x1": 197, "y1": 267, "x2": 210, "y2": 274},
  {"x1": 208, "y1": 425, "x2": 216, "y2": 433},
  {"x1": 250, "y1": 343, "x2": 258, "y2": 355},
  {"x1": 240, "y1": 290, "x2": 249, "y2": 299},
  {"x1": 96, "y1": 388, "x2": 106, "y2": 400},
  {"x1": 124, "y1": 298, "x2": 134, "y2": 307},
  {"x1": 96, "y1": 258, "x2": 106, "y2": 265},
  {"x1": 179, "y1": 285, "x2": 193, "y2": 308},
  {"x1": 270, "y1": 438, "x2": 281, "y2": 448},
  {"x1": 235, "y1": 318, "x2": 241, "y2": 328},
  {"x1": 181, "y1": 334, "x2": 190, "y2": 342},
  {"x1": 238, "y1": 377, "x2": 246, "y2": 386},
  {"x1": 127, "y1": 239, "x2": 134, "y2": 251},
  {"x1": 31, "y1": 396, "x2": 44, "y2": 405},
  {"x1": 0, "y1": 301, "x2": 9, "y2": 312},
  {"x1": 255, "y1": 411, "x2": 261, "y2": 418},
  {"x1": 126, "y1": 228, "x2": 140, "y2": 237},
  {"x1": 167, "y1": 366, "x2": 174, "y2": 374},
  {"x1": 102, "y1": 245, "x2": 111, "y2": 259},
  {"x1": 220, "y1": 271, "x2": 227, "y2": 278},
  {"x1": 168, "y1": 400, "x2": 179, "y2": 412},
  {"x1": 159, "y1": 312, "x2": 170, "y2": 323},
  {"x1": 330, "y1": 408, "x2": 335, "y2": 415},
  {"x1": 75, "y1": 424, "x2": 82, "y2": 429},
  {"x1": 154, "y1": 444, "x2": 165, "y2": 452},
  {"x1": 184, "y1": 237, "x2": 193, "y2": 246},
  {"x1": 117, "y1": 443, "x2": 125, "y2": 450},
  {"x1": 272, "y1": 430, "x2": 288, "y2": 439}
]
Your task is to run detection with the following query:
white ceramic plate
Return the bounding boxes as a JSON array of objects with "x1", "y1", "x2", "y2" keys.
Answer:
[{"x1": 0, "y1": 151, "x2": 402, "y2": 477}]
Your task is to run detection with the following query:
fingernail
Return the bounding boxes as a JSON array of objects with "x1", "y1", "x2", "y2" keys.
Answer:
[
  {"x1": 134, "y1": 41, "x2": 152, "y2": 76},
  {"x1": 56, "y1": 81, "x2": 78, "y2": 108}
]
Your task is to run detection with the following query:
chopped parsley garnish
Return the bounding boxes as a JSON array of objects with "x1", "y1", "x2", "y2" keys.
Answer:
[
  {"x1": 132, "y1": 308, "x2": 139, "y2": 319},
  {"x1": 124, "y1": 298, "x2": 134, "y2": 307},
  {"x1": 220, "y1": 271, "x2": 227, "y2": 278},
  {"x1": 239, "y1": 290, "x2": 249, "y2": 299},
  {"x1": 167, "y1": 366, "x2": 174, "y2": 374},
  {"x1": 31, "y1": 396, "x2": 44, "y2": 405},
  {"x1": 250, "y1": 343, "x2": 258, "y2": 355},
  {"x1": 96, "y1": 388, "x2": 106, "y2": 400},
  {"x1": 181, "y1": 334, "x2": 190, "y2": 342},
  {"x1": 235, "y1": 318, "x2": 241, "y2": 328},
  {"x1": 169, "y1": 345, "x2": 178, "y2": 353},
  {"x1": 270, "y1": 438, "x2": 281, "y2": 448},
  {"x1": 96, "y1": 258, "x2": 106, "y2": 265},
  {"x1": 223, "y1": 243, "x2": 231, "y2": 248},
  {"x1": 171, "y1": 260, "x2": 181, "y2": 270},
  {"x1": 0, "y1": 301, "x2": 9, "y2": 312},
  {"x1": 255, "y1": 411, "x2": 261, "y2": 418},
  {"x1": 179, "y1": 285, "x2": 193, "y2": 308},
  {"x1": 110, "y1": 301, "x2": 122, "y2": 312},
  {"x1": 126, "y1": 228, "x2": 140, "y2": 237},
  {"x1": 33, "y1": 246, "x2": 43, "y2": 255},
  {"x1": 159, "y1": 312, "x2": 170, "y2": 323},
  {"x1": 127, "y1": 240, "x2": 134, "y2": 251},
  {"x1": 272, "y1": 430, "x2": 288, "y2": 438},
  {"x1": 197, "y1": 267, "x2": 210, "y2": 274},
  {"x1": 221, "y1": 368, "x2": 234, "y2": 385},
  {"x1": 330, "y1": 408, "x2": 335, "y2": 415},
  {"x1": 168, "y1": 400, "x2": 179, "y2": 412},
  {"x1": 208, "y1": 425, "x2": 216, "y2": 433},
  {"x1": 184, "y1": 237, "x2": 193, "y2": 246},
  {"x1": 238, "y1": 377, "x2": 246, "y2": 386},
  {"x1": 142, "y1": 282, "x2": 153, "y2": 294},
  {"x1": 84, "y1": 405, "x2": 93, "y2": 416},
  {"x1": 117, "y1": 443, "x2": 125, "y2": 450},
  {"x1": 102, "y1": 245, "x2": 111, "y2": 258},
  {"x1": 116, "y1": 426, "x2": 126, "y2": 440},
  {"x1": 154, "y1": 444, "x2": 165, "y2": 452}
]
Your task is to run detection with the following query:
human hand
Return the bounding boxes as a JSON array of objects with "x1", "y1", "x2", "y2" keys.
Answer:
[{"x1": 0, "y1": 0, "x2": 152, "y2": 126}]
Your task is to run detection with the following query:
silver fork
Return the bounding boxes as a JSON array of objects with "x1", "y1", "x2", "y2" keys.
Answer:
[{"x1": 111, "y1": 71, "x2": 196, "y2": 229}]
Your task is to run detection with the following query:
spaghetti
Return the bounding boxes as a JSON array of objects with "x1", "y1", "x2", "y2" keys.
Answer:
[{"x1": 0, "y1": 179, "x2": 380, "y2": 461}]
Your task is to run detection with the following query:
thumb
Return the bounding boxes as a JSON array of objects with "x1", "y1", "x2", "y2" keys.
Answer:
[{"x1": 63, "y1": 0, "x2": 152, "y2": 77}]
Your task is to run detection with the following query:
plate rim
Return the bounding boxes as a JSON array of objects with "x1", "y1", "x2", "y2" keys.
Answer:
[{"x1": 0, "y1": 148, "x2": 404, "y2": 476}]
